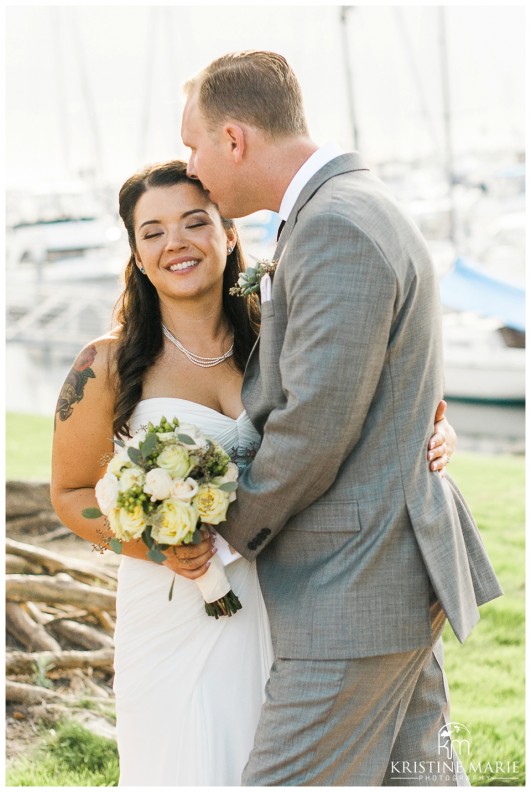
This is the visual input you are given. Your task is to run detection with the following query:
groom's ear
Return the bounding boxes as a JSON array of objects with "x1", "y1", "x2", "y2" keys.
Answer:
[{"x1": 223, "y1": 123, "x2": 246, "y2": 164}]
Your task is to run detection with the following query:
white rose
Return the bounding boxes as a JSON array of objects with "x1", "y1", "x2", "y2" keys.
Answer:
[
  {"x1": 175, "y1": 423, "x2": 209, "y2": 451},
  {"x1": 144, "y1": 468, "x2": 174, "y2": 502},
  {"x1": 193, "y1": 483, "x2": 230, "y2": 525},
  {"x1": 108, "y1": 503, "x2": 146, "y2": 541},
  {"x1": 212, "y1": 462, "x2": 239, "y2": 502},
  {"x1": 170, "y1": 477, "x2": 199, "y2": 502},
  {"x1": 150, "y1": 499, "x2": 199, "y2": 545},
  {"x1": 95, "y1": 473, "x2": 119, "y2": 516},
  {"x1": 156, "y1": 444, "x2": 193, "y2": 479},
  {"x1": 119, "y1": 467, "x2": 146, "y2": 493}
]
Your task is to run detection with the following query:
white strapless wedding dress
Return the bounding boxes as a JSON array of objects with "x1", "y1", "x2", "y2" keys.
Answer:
[{"x1": 113, "y1": 398, "x2": 274, "y2": 786}]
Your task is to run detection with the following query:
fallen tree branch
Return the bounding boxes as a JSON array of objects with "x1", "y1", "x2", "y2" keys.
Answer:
[
  {"x1": 6, "y1": 538, "x2": 117, "y2": 586},
  {"x1": 47, "y1": 619, "x2": 114, "y2": 650},
  {"x1": 7, "y1": 575, "x2": 116, "y2": 612},
  {"x1": 6, "y1": 602, "x2": 62, "y2": 653},
  {"x1": 6, "y1": 648, "x2": 115, "y2": 677},
  {"x1": 5, "y1": 554, "x2": 43, "y2": 575},
  {"x1": 6, "y1": 680, "x2": 63, "y2": 705}
]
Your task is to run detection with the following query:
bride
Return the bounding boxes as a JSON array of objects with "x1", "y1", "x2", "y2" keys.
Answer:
[{"x1": 51, "y1": 159, "x2": 455, "y2": 786}]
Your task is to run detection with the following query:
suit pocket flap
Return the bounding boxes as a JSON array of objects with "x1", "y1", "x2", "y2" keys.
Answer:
[{"x1": 286, "y1": 499, "x2": 361, "y2": 533}]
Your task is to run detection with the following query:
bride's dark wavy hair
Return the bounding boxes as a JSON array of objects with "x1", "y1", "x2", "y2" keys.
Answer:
[{"x1": 113, "y1": 159, "x2": 260, "y2": 438}]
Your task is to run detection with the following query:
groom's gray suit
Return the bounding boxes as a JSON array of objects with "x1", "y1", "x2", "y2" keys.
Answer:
[{"x1": 218, "y1": 153, "x2": 502, "y2": 785}]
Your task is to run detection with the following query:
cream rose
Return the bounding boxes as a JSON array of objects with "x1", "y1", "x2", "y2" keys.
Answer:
[
  {"x1": 95, "y1": 473, "x2": 119, "y2": 516},
  {"x1": 119, "y1": 467, "x2": 146, "y2": 493},
  {"x1": 170, "y1": 477, "x2": 199, "y2": 502},
  {"x1": 144, "y1": 468, "x2": 174, "y2": 501},
  {"x1": 156, "y1": 444, "x2": 193, "y2": 479},
  {"x1": 176, "y1": 423, "x2": 209, "y2": 451},
  {"x1": 193, "y1": 484, "x2": 230, "y2": 525},
  {"x1": 212, "y1": 462, "x2": 239, "y2": 503},
  {"x1": 150, "y1": 499, "x2": 199, "y2": 545},
  {"x1": 108, "y1": 503, "x2": 147, "y2": 541}
]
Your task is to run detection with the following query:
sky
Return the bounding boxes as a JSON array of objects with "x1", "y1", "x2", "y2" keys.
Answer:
[{"x1": 4, "y1": 3, "x2": 526, "y2": 193}]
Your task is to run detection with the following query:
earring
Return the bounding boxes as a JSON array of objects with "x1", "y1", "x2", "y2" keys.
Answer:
[
  {"x1": 227, "y1": 245, "x2": 234, "y2": 255},
  {"x1": 139, "y1": 266, "x2": 146, "y2": 274}
]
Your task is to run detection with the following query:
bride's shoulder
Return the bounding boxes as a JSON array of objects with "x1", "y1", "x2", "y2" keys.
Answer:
[{"x1": 70, "y1": 326, "x2": 122, "y2": 381}]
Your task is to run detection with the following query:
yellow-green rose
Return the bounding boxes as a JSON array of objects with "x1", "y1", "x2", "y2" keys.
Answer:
[
  {"x1": 108, "y1": 503, "x2": 146, "y2": 541},
  {"x1": 107, "y1": 449, "x2": 132, "y2": 477},
  {"x1": 150, "y1": 499, "x2": 199, "y2": 545},
  {"x1": 193, "y1": 484, "x2": 230, "y2": 525},
  {"x1": 156, "y1": 444, "x2": 193, "y2": 479}
]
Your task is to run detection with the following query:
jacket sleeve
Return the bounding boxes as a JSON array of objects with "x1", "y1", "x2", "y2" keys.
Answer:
[{"x1": 217, "y1": 209, "x2": 398, "y2": 559}]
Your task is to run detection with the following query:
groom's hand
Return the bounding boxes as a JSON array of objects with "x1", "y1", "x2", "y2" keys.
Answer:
[{"x1": 162, "y1": 529, "x2": 216, "y2": 579}]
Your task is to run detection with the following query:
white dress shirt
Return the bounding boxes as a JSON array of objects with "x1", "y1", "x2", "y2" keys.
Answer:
[{"x1": 278, "y1": 141, "x2": 344, "y2": 222}]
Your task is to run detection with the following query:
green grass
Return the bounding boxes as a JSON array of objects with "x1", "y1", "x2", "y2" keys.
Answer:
[
  {"x1": 6, "y1": 720, "x2": 119, "y2": 786},
  {"x1": 443, "y1": 453, "x2": 525, "y2": 786},
  {"x1": 4, "y1": 416, "x2": 525, "y2": 786},
  {"x1": 6, "y1": 412, "x2": 55, "y2": 480}
]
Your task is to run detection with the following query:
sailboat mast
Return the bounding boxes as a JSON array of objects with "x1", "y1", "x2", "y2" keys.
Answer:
[
  {"x1": 438, "y1": 6, "x2": 457, "y2": 250},
  {"x1": 340, "y1": 6, "x2": 360, "y2": 151}
]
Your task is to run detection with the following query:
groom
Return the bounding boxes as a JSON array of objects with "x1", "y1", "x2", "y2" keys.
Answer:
[{"x1": 179, "y1": 51, "x2": 502, "y2": 785}]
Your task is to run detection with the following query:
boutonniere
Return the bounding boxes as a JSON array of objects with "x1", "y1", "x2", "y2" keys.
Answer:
[{"x1": 229, "y1": 259, "x2": 278, "y2": 298}]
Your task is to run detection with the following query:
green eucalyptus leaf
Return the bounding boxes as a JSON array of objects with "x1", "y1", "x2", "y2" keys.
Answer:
[
  {"x1": 141, "y1": 527, "x2": 154, "y2": 549},
  {"x1": 218, "y1": 481, "x2": 238, "y2": 492},
  {"x1": 147, "y1": 545, "x2": 167, "y2": 564},
  {"x1": 114, "y1": 438, "x2": 125, "y2": 448},
  {"x1": 109, "y1": 538, "x2": 123, "y2": 554},
  {"x1": 177, "y1": 434, "x2": 195, "y2": 445},
  {"x1": 140, "y1": 432, "x2": 158, "y2": 459},
  {"x1": 127, "y1": 447, "x2": 143, "y2": 465},
  {"x1": 82, "y1": 507, "x2": 103, "y2": 519}
]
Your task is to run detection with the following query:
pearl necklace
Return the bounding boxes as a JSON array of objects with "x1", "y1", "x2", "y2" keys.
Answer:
[{"x1": 162, "y1": 324, "x2": 234, "y2": 368}]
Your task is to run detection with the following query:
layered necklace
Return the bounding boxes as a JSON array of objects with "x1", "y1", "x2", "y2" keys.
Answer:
[{"x1": 162, "y1": 323, "x2": 234, "y2": 368}]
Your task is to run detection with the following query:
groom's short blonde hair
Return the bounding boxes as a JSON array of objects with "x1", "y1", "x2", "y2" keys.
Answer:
[{"x1": 185, "y1": 51, "x2": 309, "y2": 140}]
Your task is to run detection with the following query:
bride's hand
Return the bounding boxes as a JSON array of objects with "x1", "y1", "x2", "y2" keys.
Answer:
[
  {"x1": 427, "y1": 399, "x2": 456, "y2": 476},
  {"x1": 162, "y1": 530, "x2": 216, "y2": 579}
]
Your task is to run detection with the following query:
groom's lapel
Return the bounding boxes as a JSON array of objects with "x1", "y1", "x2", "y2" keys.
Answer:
[{"x1": 243, "y1": 152, "x2": 370, "y2": 395}]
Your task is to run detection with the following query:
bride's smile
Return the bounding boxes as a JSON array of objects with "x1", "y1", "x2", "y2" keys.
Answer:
[{"x1": 133, "y1": 182, "x2": 236, "y2": 301}]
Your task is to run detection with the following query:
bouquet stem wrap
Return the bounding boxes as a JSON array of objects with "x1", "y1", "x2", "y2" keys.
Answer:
[{"x1": 195, "y1": 553, "x2": 231, "y2": 602}]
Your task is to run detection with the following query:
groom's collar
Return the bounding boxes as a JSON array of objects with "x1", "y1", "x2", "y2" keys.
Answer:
[
  {"x1": 274, "y1": 151, "x2": 370, "y2": 256},
  {"x1": 278, "y1": 141, "x2": 344, "y2": 222}
]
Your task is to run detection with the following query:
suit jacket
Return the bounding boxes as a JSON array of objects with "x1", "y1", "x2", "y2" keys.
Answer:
[{"x1": 218, "y1": 153, "x2": 502, "y2": 659}]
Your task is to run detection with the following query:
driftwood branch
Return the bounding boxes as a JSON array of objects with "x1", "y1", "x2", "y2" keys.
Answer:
[
  {"x1": 47, "y1": 619, "x2": 114, "y2": 650},
  {"x1": 6, "y1": 538, "x2": 117, "y2": 586},
  {"x1": 6, "y1": 680, "x2": 63, "y2": 705},
  {"x1": 6, "y1": 602, "x2": 62, "y2": 653},
  {"x1": 6, "y1": 648, "x2": 115, "y2": 676},
  {"x1": 7, "y1": 574, "x2": 116, "y2": 612},
  {"x1": 6, "y1": 553, "x2": 43, "y2": 575}
]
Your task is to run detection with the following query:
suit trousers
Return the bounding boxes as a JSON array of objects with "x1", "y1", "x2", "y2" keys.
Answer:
[{"x1": 242, "y1": 602, "x2": 470, "y2": 786}]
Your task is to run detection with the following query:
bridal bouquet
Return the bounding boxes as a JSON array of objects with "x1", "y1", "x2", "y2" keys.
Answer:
[{"x1": 82, "y1": 416, "x2": 241, "y2": 618}]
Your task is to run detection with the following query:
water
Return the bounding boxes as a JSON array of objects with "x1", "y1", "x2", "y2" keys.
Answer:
[{"x1": 5, "y1": 343, "x2": 524, "y2": 456}]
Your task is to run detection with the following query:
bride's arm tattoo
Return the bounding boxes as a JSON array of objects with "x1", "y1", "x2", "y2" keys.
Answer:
[{"x1": 55, "y1": 345, "x2": 97, "y2": 425}]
